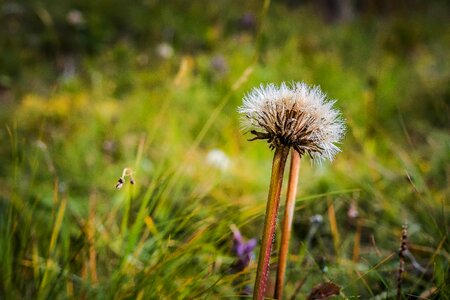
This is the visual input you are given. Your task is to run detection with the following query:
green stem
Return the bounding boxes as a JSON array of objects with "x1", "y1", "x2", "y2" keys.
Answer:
[
  {"x1": 253, "y1": 146, "x2": 289, "y2": 300},
  {"x1": 274, "y1": 150, "x2": 301, "y2": 299}
]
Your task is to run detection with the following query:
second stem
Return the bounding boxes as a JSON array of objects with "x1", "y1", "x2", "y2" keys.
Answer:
[{"x1": 274, "y1": 150, "x2": 301, "y2": 299}]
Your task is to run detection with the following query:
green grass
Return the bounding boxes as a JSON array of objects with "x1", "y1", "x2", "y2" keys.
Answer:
[{"x1": 1, "y1": 1, "x2": 449, "y2": 299}]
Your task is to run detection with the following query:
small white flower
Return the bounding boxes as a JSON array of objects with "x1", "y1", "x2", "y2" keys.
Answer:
[
  {"x1": 156, "y1": 42, "x2": 174, "y2": 59},
  {"x1": 238, "y1": 82, "x2": 345, "y2": 162},
  {"x1": 206, "y1": 149, "x2": 231, "y2": 171},
  {"x1": 66, "y1": 9, "x2": 85, "y2": 26}
]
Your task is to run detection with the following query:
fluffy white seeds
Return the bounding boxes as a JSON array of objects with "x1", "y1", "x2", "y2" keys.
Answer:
[{"x1": 238, "y1": 82, "x2": 345, "y2": 162}]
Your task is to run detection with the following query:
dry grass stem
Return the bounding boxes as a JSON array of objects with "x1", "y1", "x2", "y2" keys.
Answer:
[{"x1": 397, "y1": 224, "x2": 408, "y2": 300}]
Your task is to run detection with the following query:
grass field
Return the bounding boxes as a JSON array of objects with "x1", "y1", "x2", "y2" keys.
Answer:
[{"x1": 1, "y1": 1, "x2": 449, "y2": 299}]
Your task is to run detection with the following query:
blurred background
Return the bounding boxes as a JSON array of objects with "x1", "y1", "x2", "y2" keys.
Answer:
[{"x1": 1, "y1": 0, "x2": 449, "y2": 298}]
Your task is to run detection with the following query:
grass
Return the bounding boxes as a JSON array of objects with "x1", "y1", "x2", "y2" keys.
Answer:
[{"x1": 1, "y1": 1, "x2": 449, "y2": 299}]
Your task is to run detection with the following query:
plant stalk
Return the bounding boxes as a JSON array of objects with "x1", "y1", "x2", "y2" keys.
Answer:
[
  {"x1": 253, "y1": 146, "x2": 289, "y2": 300},
  {"x1": 274, "y1": 150, "x2": 301, "y2": 299}
]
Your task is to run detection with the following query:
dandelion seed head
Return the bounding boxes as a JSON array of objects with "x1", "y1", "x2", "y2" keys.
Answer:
[{"x1": 238, "y1": 82, "x2": 345, "y2": 162}]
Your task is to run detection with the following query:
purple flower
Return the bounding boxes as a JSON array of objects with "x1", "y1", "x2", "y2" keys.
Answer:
[
  {"x1": 231, "y1": 225, "x2": 257, "y2": 272},
  {"x1": 210, "y1": 55, "x2": 229, "y2": 77},
  {"x1": 238, "y1": 12, "x2": 256, "y2": 31}
]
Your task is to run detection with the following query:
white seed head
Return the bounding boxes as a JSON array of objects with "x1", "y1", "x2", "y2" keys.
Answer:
[{"x1": 238, "y1": 82, "x2": 345, "y2": 162}]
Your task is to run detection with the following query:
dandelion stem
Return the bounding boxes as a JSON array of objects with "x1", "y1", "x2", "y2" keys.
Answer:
[
  {"x1": 274, "y1": 149, "x2": 300, "y2": 299},
  {"x1": 254, "y1": 146, "x2": 289, "y2": 300}
]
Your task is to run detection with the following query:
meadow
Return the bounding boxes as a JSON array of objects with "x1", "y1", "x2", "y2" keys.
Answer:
[{"x1": 0, "y1": 1, "x2": 449, "y2": 299}]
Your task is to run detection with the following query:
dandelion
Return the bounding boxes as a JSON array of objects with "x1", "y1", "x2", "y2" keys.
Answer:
[
  {"x1": 239, "y1": 82, "x2": 345, "y2": 162},
  {"x1": 239, "y1": 82, "x2": 345, "y2": 299}
]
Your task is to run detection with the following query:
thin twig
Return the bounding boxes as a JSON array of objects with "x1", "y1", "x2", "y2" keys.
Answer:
[
  {"x1": 397, "y1": 224, "x2": 408, "y2": 300},
  {"x1": 289, "y1": 275, "x2": 308, "y2": 300}
]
